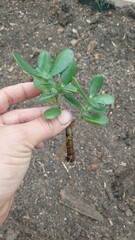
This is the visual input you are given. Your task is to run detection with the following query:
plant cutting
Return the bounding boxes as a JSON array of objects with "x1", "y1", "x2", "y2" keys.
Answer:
[{"x1": 13, "y1": 49, "x2": 114, "y2": 162}]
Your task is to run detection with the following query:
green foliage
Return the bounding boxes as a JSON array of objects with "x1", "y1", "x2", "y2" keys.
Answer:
[
  {"x1": 44, "y1": 107, "x2": 61, "y2": 119},
  {"x1": 64, "y1": 94, "x2": 85, "y2": 111},
  {"x1": 61, "y1": 61, "x2": 77, "y2": 86},
  {"x1": 50, "y1": 49, "x2": 74, "y2": 76},
  {"x1": 37, "y1": 50, "x2": 53, "y2": 74},
  {"x1": 13, "y1": 52, "x2": 51, "y2": 80},
  {"x1": 82, "y1": 112, "x2": 109, "y2": 125},
  {"x1": 13, "y1": 49, "x2": 115, "y2": 126},
  {"x1": 89, "y1": 74, "x2": 104, "y2": 97},
  {"x1": 95, "y1": 0, "x2": 115, "y2": 11},
  {"x1": 78, "y1": 0, "x2": 115, "y2": 12},
  {"x1": 93, "y1": 94, "x2": 115, "y2": 105}
]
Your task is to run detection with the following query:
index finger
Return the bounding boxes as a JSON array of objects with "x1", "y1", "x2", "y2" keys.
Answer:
[{"x1": 0, "y1": 82, "x2": 41, "y2": 114}]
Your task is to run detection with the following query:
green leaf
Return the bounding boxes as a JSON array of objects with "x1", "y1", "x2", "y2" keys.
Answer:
[
  {"x1": 38, "y1": 93, "x2": 55, "y2": 101},
  {"x1": 88, "y1": 105, "x2": 107, "y2": 113},
  {"x1": 33, "y1": 77, "x2": 50, "y2": 91},
  {"x1": 35, "y1": 67, "x2": 52, "y2": 80},
  {"x1": 93, "y1": 94, "x2": 115, "y2": 105},
  {"x1": 51, "y1": 88, "x2": 58, "y2": 94},
  {"x1": 82, "y1": 113, "x2": 109, "y2": 125},
  {"x1": 64, "y1": 94, "x2": 85, "y2": 110},
  {"x1": 89, "y1": 75, "x2": 104, "y2": 97},
  {"x1": 37, "y1": 50, "x2": 53, "y2": 74},
  {"x1": 88, "y1": 98, "x2": 102, "y2": 110},
  {"x1": 44, "y1": 107, "x2": 61, "y2": 119},
  {"x1": 61, "y1": 61, "x2": 77, "y2": 86},
  {"x1": 13, "y1": 52, "x2": 51, "y2": 80},
  {"x1": 50, "y1": 49, "x2": 74, "y2": 76},
  {"x1": 62, "y1": 84, "x2": 78, "y2": 93},
  {"x1": 13, "y1": 52, "x2": 38, "y2": 76}
]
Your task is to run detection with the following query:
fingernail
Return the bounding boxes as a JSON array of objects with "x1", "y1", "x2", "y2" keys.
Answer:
[{"x1": 58, "y1": 110, "x2": 72, "y2": 125}]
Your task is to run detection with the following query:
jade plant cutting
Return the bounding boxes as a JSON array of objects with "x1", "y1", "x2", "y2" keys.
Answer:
[{"x1": 13, "y1": 49, "x2": 114, "y2": 162}]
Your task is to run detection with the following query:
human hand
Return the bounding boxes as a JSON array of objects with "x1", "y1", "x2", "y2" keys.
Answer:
[{"x1": 0, "y1": 82, "x2": 72, "y2": 224}]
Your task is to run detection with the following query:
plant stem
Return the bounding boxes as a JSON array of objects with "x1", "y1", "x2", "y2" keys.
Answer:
[
  {"x1": 65, "y1": 120, "x2": 75, "y2": 162},
  {"x1": 73, "y1": 77, "x2": 89, "y2": 103}
]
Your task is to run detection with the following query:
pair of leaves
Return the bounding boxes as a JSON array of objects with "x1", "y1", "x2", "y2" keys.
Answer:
[
  {"x1": 89, "y1": 74, "x2": 114, "y2": 105},
  {"x1": 88, "y1": 74, "x2": 114, "y2": 111},
  {"x1": 13, "y1": 49, "x2": 75, "y2": 78},
  {"x1": 37, "y1": 48, "x2": 76, "y2": 77},
  {"x1": 87, "y1": 94, "x2": 114, "y2": 112},
  {"x1": 13, "y1": 52, "x2": 51, "y2": 80}
]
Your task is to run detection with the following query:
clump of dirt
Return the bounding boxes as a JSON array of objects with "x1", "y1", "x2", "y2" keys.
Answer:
[{"x1": 0, "y1": 0, "x2": 135, "y2": 239}]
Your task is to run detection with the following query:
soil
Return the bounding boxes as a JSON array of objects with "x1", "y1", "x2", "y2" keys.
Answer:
[{"x1": 0, "y1": 1, "x2": 135, "y2": 239}]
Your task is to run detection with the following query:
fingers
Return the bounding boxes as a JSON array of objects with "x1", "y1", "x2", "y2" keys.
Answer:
[
  {"x1": 19, "y1": 110, "x2": 73, "y2": 147},
  {"x1": 0, "y1": 107, "x2": 50, "y2": 125},
  {"x1": 0, "y1": 82, "x2": 41, "y2": 114}
]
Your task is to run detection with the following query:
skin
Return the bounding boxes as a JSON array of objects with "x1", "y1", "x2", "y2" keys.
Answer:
[{"x1": 0, "y1": 82, "x2": 72, "y2": 224}]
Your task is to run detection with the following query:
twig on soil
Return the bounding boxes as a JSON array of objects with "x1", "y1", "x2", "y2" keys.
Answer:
[
  {"x1": 60, "y1": 189, "x2": 103, "y2": 222},
  {"x1": 62, "y1": 162, "x2": 69, "y2": 173}
]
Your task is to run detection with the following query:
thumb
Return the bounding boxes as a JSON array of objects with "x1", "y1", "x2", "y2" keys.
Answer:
[{"x1": 20, "y1": 110, "x2": 73, "y2": 147}]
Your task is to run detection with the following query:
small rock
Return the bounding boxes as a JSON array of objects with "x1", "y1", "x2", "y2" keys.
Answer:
[
  {"x1": 76, "y1": 52, "x2": 82, "y2": 60},
  {"x1": 57, "y1": 27, "x2": 64, "y2": 33},
  {"x1": 70, "y1": 39, "x2": 79, "y2": 47},
  {"x1": 119, "y1": 162, "x2": 127, "y2": 167},
  {"x1": 0, "y1": 26, "x2": 5, "y2": 31},
  {"x1": 94, "y1": 52, "x2": 100, "y2": 59},
  {"x1": 90, "y1": 163, "x2": 99, "y2": 171},
  {"x1": 96, "y1": 151, "x2": 103, "y2": 159},
  {"x1": 8, "y1": 66, "x2": 15, "y2": 72},
  {"x1": 72, "y1": 28, "x2": 79, "y2": 38},
  {"x1": 106, "y1": 11, "x2": 112, "y2": 17},
  {"x1": 86, "y1": 19, "x2": 91, "y2": 24},
  {"x1": 48, "y1": 37, "x2": 53, "y2": 42},
  {"x1": 87, "y1": 40, "x2": 97, "y2": 54},
  {"x1": 9, "y1": 22, "x2": 16, "y2": 27}
]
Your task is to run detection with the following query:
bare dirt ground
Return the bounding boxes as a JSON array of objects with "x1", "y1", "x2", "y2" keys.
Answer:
[{"x1": 0, "y1": 1, "x2": 135, "y2": 239}]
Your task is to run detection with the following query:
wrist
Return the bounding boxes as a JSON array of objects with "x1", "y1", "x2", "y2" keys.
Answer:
[{"x1": 0, "y1": 196, "x2": 14, "y2": 225}]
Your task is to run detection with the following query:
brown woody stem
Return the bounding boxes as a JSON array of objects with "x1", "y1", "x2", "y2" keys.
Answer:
[{"x1": 65, "y1": 120, "x2": 75, "y2": 162}]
